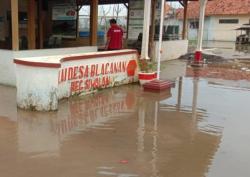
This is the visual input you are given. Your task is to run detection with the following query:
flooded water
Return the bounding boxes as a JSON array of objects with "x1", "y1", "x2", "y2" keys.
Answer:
[
  {"x1": 189, "y1": 41, "x2": 250, "y2": 59},
  {"x1": 1, "y1": 64, "x2": 250, "y2": 177}
]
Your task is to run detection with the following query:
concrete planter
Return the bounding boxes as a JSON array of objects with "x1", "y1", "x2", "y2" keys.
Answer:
[{"x1": 138, "y1": 72, "x2": 157, "y2": 85}]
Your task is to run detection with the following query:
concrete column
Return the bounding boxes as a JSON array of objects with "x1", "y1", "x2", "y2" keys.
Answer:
[
  {"x1": 182, "y1": 0, "x2": 188, "y2": 40},
  {"x1": 11, "y1": 0, "x2": 19, "y2": 51},
  {"x1": 141, "y1": 0, "x2": 151, "y2": 60},
  {"x1": 90, "y1": 0, "x2": 98, "y2": 46},
  {"x1": 28, "y1": 0, "x2": 36, "y2": 49},
  {"x1": 194, "y1": 0, "x2": 207, "y2": 62},
  {"x1": 156, "y1": 0, "x2": 165, "y2": 79}
]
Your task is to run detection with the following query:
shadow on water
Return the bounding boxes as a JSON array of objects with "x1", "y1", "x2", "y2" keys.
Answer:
[{"x1": 0, "y1": 64, "x2": 250, "y2": 177}]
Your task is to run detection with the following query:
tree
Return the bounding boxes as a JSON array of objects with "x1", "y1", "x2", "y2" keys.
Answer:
[{"x1": 112, "y1": 4, "x2": 124, "y2": 20}]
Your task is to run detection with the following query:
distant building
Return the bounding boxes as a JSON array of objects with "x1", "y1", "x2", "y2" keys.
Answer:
[
  {"x1": 174, "y1": 0, "x2": 250, "y2": 42},
  {"x1": 163, "y1": 3, "x2": 181, "y2": 40}
]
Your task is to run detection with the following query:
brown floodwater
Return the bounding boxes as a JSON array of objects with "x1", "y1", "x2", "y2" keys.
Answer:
[{"x1": 0, "y1": 65, "x2": 250, "y2": 177}]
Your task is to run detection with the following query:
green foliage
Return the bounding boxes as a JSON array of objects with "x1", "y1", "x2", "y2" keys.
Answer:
[{"x1": 138, "y1": 59, "x2": 157, "y2": 73}]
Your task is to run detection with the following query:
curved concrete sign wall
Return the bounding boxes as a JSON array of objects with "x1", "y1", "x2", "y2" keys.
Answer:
[{"x1": 14, "y1": 49, "x2": 139, "y2": 111}]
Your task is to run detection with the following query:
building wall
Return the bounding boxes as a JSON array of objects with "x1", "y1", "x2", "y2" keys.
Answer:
[
  {"x1": 154, "y1": 40, "x2": 188, "y2": 61},
  {"x1": 0, "y1": 50, "x2": 15, "y2": 86},
  {"x1": 189, "y1": 17, "x2": 212, "y2": 41},
  {"x1": 164, "y1": 18, "x2": 182, "y2": 38},
  {"x1": 208, "y1": 15, "x2": 250, "y2": 41},
  {"x1": 178, "y1": 15, "x2": 250, "y2": 42}
]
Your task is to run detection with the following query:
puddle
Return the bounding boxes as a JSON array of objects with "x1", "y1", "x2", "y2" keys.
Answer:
[{"x1": 0, "y1": 66, "x2": 250, "y2": 177}]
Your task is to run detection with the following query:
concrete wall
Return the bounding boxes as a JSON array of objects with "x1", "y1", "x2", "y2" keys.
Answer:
[
  {"x1": 208, "y1": 15, "x2": 250, "y2": 41},
  {"x1": 15, "y1": 49, "x2": 138, "y2": 111},
  {"x1": 0, "y1": 50, "x2": 16, "y2": 86},
  {"x1": 178, "y1": 15, "x2": 250, "y2": 42},
  {"x1": 0, "y1": 46, "x2": 97, "y2": 86},
  {"x1": 16, "y1": 64, "x2": 59, "y2": 110},
  {"x1": 154, "y1": 40, "x2": 188, "y2": 61},
  {"x1": 187, "y1": 17, "x2": 212, "y2": 41}
]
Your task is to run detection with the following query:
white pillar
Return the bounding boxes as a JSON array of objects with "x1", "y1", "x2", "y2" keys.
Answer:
[
  {"x1": 156, "y1": 0, "x2": 165, "y2": 79},
  {"x1": 141, "y1": 0, "x2": 151, "y2": 60},
  {"x1": 195, "y1": 0, "x2": 207, "y2": 62}
]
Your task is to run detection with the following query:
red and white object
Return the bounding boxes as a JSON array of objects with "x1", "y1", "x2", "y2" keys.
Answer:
[
  {"x1": 141, "y1": 0, "x2": 172, "y2": 92},
  {"x1": 14, "y1": 49, "x2": 139, "y2": 111},
  {"x1": 194, "y1": 0, "x2": 208, "y2": 63},
  {"x1": 138, "y1": 72, "x2": 157, "y2": 85}
]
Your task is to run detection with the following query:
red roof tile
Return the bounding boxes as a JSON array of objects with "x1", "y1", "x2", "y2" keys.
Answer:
[{"x1": 177, "y1": 0, "x2": 250, "y2": 19}]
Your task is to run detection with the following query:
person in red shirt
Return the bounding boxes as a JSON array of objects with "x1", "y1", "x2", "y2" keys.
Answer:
[{"x1": 105, "y1": 19, "x2": 124, "y2": 50}]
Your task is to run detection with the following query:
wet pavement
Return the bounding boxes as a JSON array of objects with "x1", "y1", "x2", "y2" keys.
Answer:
[
  {"x1": 189, "y1": 41, "x2": 250, "y2": 59},
  {"x1": 1, "y1": 60, "x2": 250, "y2": 177}
]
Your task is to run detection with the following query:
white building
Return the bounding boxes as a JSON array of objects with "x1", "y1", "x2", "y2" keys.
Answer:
[{"x1": 175, "y1": 0, "x2": 250, "y2": 42}]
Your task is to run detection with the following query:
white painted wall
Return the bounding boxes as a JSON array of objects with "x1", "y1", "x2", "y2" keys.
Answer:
[
  {"x1": 164, "y1": 18, "x2": 182, "y2": 39},
  {"x1": 0, "y1": 50, "x2": 16, "y2": 86},
  {"x1": 15, "y1": 49, "x2": 138, "y2": 111},
  {"x1": 58, "y1": 52, "x2": 138, "y2": 99},
  {"x1": 208, "y1": 15, "x2": 250, "y2": 41},
  {"x1": 154, "y1": 40, "x2": 188, "y2": 61},
  {"x1": 178, "y1": 15, "x2": 250, "y2": 41},
  {"x1": 0, "y1": 46, "x2": 97, "y2": 86},
  {"x1": 164, "y1": 18, "x2": 181, "y2": 27},
  {"x1": 187, "y1": 17, "x2": 211, "y2": 41},
  {"x1": 16, "y1": 65, "x2": 59, "y2": 111}
]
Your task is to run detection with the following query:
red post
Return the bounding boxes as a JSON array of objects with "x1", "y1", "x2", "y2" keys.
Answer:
[
  {"x1": 194, "y1": 50, "x2": 202, "y2": 62},
  {"x1": 194, "y1": 0, "x2": 207, "y2": 64}
]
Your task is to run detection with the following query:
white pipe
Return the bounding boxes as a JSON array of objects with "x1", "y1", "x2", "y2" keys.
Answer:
[
  {"x1": 196, "y1": 0, "x2": 207, "y2": 51},
  {"x1": 157, "y1": 0, "x2": 165, "y2": 80},
  {"x1": 141, "y1": 0, "x2": 151, "y2": 60}
]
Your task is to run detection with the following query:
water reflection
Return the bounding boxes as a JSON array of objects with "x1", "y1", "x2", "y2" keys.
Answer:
[
  {"x1": 151, "y1": 102, "x2": 159, "y2": 177},
  {"x1": 186, "y1": 64, "x2": 250, "y2": 85},
  {"x1": 17, "y1": 111, "x2": 59, "y2": 157},
  {"x1": 177, "y1": 77, "x2": 183, "y2": 111},
  {"x1": 17, "y1": 86, "x2": 140, "y2": 157},
  {"x1": 0, "y1": 78, "x2": 238, "y2": 177}
]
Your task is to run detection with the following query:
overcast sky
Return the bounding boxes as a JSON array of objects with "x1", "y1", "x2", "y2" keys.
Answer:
[{"x1": 79, "y1": 2, "x2": 181, "y2": 16}]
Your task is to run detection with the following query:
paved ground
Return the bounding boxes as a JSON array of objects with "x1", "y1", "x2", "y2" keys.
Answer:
[
  {"x1": 0, "y1": 58, "x2": 250, "y2": 177},
  {"x1": 190, "y1": 41, "x2": 250, "y2": 59}
]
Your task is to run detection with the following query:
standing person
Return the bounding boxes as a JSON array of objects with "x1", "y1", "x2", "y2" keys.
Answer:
[{"x1": 105, "y1": 19, "x2": 124, "y2": 50}]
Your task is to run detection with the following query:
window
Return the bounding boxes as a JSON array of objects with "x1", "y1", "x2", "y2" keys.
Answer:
[
  {"x1": 167, "y1": 26, "x2": 179, "y2": 35},
  {"x1": 190, "y1": 21, "x2": 199, "y2": 29},
  {"x1": 219, "y1": 19, "x2": 239, "y2": 24}
]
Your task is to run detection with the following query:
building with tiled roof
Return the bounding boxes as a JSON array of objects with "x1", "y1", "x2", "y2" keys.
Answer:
[
  {"x1": 173, "y1": 0, "x2": 250, "y2": 41},
  {"x1": 177, "y1": 0, "x2": 250, "y2": 19}
]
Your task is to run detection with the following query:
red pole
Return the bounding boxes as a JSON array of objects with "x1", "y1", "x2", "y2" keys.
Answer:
[{"x1": 194, "y1": 0, "x2": 207, "y2": 63}]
